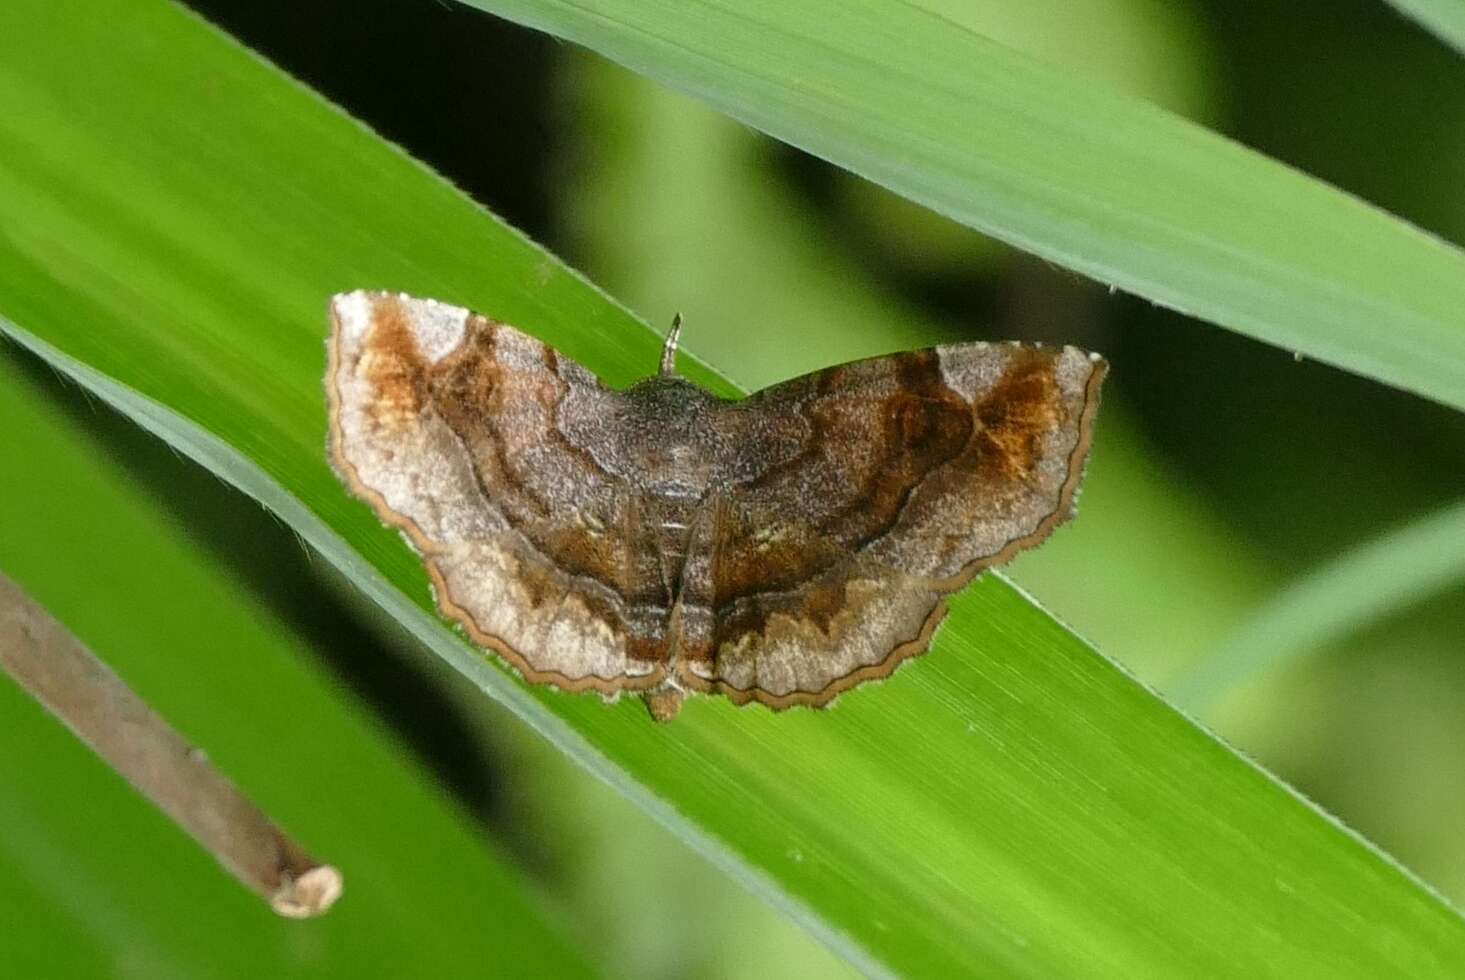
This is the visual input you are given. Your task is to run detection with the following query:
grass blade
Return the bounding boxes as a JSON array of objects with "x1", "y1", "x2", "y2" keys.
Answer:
[
  {"x1": 1173, "y1": 499, "x2": 1465, "y2": 710},
  {"x1": 1382, "y1": 0, "x2": 1465, "y2": 55},
  {"x1": 462, "y1": 0, "x2": 1465, "y2": 412}
]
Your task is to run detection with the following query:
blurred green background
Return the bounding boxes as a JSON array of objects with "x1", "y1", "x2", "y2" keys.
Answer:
[{"x1": 4, "y1": 0, "x2": 1464, "y2": 976}]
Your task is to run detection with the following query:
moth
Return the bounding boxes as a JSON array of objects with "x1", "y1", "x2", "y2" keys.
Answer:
[{"x1": 326, "y1": 291, "x2": 1106, "y2": 721}]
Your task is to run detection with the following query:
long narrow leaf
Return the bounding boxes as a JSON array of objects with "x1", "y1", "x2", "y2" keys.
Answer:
[
  {"x1": 461, "y1": 0, "x2": 1465, "y2": 412},
  {"x1": 1382, "y1": 0, "x2": 1465, "y2": 55},
  {"x1": 1174, "y1": 498, "x2": 1465, "y2": 710}
]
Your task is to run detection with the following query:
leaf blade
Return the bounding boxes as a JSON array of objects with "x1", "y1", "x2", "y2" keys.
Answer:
[
  {"x1": 460, "y1": 0, "x2": 1465, "y2": 412},
  {"x1": 1381, "y1": 0, "x2": 1465, "y2": 55},
  {"x1": 1174, "y1": 498, "x2": 1465, "y2": 710}
]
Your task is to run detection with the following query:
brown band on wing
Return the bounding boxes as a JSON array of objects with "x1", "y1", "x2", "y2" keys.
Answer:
[
  {"x1": 422, "y1": 316, "x2": 674, "y2": 634},
  {"x1": 701, "y1": 567, "x2": 856, "y2": 665},
  {"x1": 741, "y1": 351, "x2": 972, "y2": 548},
  {"x1": 843, "y1": 356, "x2": 975, "y2": 550},
  {"x1": 419, "y1": 553, "x2": 666, "y2": 696},
  {"x1": 705, "y1": 352, "x2": 972, "y2": 652},
  {"x1": 695, "y1": 595, "x2": 951, "y2": 711},
  {"x1": 438, "y1": 317, "x2": 622, "y2": 514},
  {"x1": 427, "y1": 318, "x2": 549, "y2": 520}
]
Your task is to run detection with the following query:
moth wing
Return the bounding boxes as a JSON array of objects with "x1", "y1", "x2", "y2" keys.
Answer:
[
  {"x1": 327, "y1": 290, "x2": 667, "y2": 694},
  {"x1": 683, "y1": 343, "x2": 1105, "y2": 708}
]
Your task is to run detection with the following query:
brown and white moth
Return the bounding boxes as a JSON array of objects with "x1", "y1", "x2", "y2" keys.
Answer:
[{"x1": 326, "y1": 291, "x2": 1106, "y2": 721}]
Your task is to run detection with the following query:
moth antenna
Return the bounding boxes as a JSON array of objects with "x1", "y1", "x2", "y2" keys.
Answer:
[{"x1": 660, "y1": 313, "x2": 683, "y2": 376}]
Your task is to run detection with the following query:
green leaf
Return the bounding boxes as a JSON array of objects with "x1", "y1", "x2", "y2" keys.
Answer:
[
  {"x1": 1173, "y1": 498, "x2": 1465, "y2": 711},
  {"x1": 461, "y1": 0, "x2": 1465, "y2": 412},
  {"x1": 3, "y1": 1, "x2": 1464, "y2": 978},
  {"x1": 1382, "y1": 0, "x2": 1465, "y2": 55},
  {"x1": 0, "y1": 340, "x2": 595, "y2": 976}
]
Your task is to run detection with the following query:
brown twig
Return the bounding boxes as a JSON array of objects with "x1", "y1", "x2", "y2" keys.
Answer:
[{"x1": 0, "y1": 572, "x2": 341, "y2": 917}]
